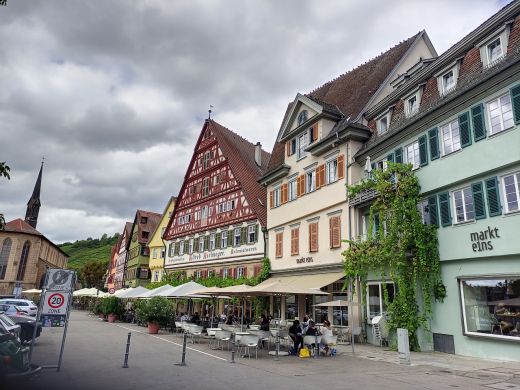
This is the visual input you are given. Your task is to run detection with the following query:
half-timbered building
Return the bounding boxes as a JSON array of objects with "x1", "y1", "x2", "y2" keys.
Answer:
[
  {"x1": 113, "y1": 222, "x2": 132, "y2": 290},
  {"x1": 163, "y1": 119, "x2": 270, "y2": 281}
]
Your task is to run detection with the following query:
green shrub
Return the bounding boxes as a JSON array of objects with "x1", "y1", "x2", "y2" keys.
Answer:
[
  {"x1": 135, "y1": 296, "x2": 173, "y2": 326},
  {"x1": 100, "y1": 296, "x2": 124, "y2": 316}
]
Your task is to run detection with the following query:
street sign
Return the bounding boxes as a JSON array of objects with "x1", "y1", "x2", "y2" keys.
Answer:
[
  {"x1": 41, "y1": 314, "x2": 67, "y2": 328},
  {"x1": 109, "y1": 288, "x2": 115, "y2": 294},
  {"x1": 44, "y1": 269, "x2": 75, "y2": 291},
  {"x1": 42, "y1": 291, "x2": 70, "y2": 316}
]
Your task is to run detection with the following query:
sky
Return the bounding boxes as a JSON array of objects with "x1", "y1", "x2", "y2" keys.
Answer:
[{"x1": 0, "y1": 0, "x2": 508, "y2": 243}]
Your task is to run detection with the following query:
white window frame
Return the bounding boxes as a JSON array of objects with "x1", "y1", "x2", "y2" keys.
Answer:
[
  {"x1": 297, "y1": 131, "x2": 308, "y2": 160},
  {"x1": 501, "y1": 171, "x2": 520, "y2": 214},
  {"x1": 209, "y1": 233, "x2": 216, "y2": 251},
  {"x1": 404, "y1": 140, "x2": 420, "y2": 169},
  {"x1": 297, "y1": 110, "x2": 308, "y2": 125},
  {"x1": 202, "y1": 177, "x2": 210, "y2": 197},
  {"x1": 222, "y1": 268, "x2": 229, "y2": 279},
  {"x1": 203, "y1": 151, "x2": 211, "y2": 169},
  {"x1": 198, "y1": 236, "x2": 204, "y2": 252},
  {"x1": 247, "y1": 225, "x2": 256, "y2": 244},
  {"x1": 486, "y1": 92, "x2": 514, "y2": 135},
  {"x1": 233, "y1": 228, "x2": 241, "y2": 247},
  {"x1": 452, "y1": 187, "x2": 475, "y2": 224},
  {"x1": 189, "y1": 239, "x2": 194, "y2": 254},
  {"x1": 152, "y1": 248, "x2": 158, "y2": 259},
  {"x1": 194, "y1": 270, "x2": 202, "y2": 279},
  {"x1": 366, "y1": 281, "x2": 395, "y2": 321},
  {"x1": 404, "y1": 89, "x2": 421, "y2": 118},
  {"x1": 487, "y1": 37, "x2": 504, "y2": 64},
  {"x1": 440, "y1": 119, "x2": 461, "y2": 156},
  {"x1": 221, "y1": 231, "x2": 227, "y2": 249},
  {"x1": 236, "y1": 266, "x2": 245, "y2": 279},
  {"x1": 306, "y1": 170, "x2": 316, "y2": 193},
  {"x1": 179, "y1": 241, "x2": 184, "y2": 255},
  {"x1": 438, "y1": 67, "x2": 458, "y2": 96},
  {"x1": 273, "y1": 186, "x2": 281, "y2": 207},
  {"x1": 479, "y1": 27, "x2": 510, "y2": 68},
  {"x1": 326, "y1": 158, "x2": 338, "y2": 184},
  {"x1": 288, "y1": 179, "x2": 297, "y2": 201},
  {"x1": 376, "y1": 111, "x2": 391, "y2": 135}
]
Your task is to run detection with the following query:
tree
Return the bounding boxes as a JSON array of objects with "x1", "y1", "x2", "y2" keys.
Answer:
[
  {"x1": 0, "y1": 161, "x2": 10, "y2": 230},
  {"x1": 78, "y1": 260, "x2": 108, "y2": 289}
]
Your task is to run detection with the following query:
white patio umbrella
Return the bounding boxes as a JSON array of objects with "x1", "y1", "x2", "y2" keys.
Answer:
[
  {"x1": 114, "y1": 288, "x2": 130, "y2": 297},
  {"x1": 138, "y1": 284, "x2": 174, "y2": 298},
  {"x1": 118, "y1": 286, "x2": 150, "y2": 299},
  {"x1": 22, "y1": 289, "x2": 42, "y2": 294}
]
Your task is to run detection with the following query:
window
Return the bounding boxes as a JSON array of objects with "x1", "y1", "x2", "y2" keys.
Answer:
[
  {"x1": 142, "y1": 231, "x2": 149, "y2": 239},
  {"x1": 297, "y1": 132, "x2": 308, "y2": 159},
  {"x1": 202, "y1": 177, "x2": 210, "y2": 197},
  {"x1": 189, "y1": 239, "x2": 194, "y2": 254},
  {"x1": 272, "y1": 187, "x2": 281, "y2": 208},
  {"x1": 290, "y1": 228, "x2": 299, "y2": 255},
  {"x1": 207, "y1": 269, "x2": 215, "y2": 278},
  {"x1": 405, "y1": 94, "x2": 419, "y2": 117},
  {"x1": 297, "y1": 110, "x2": 308, "y2": 125},
  {"x1": 160, "y1": 248, "x2": 165, "y2": 259},
  {"x1": 326, "y1": 159, "x2": 338, "y2": 184},
  {"x1": 442, "y1": 70, "x2": 455, "y2": 94},
  {"x1": 0, "y1": 238, "x2": 11, "y2": 280},
  {"x1": 453, "y1": 187, "x2": 475, "y2": 223},
  {"x1": 329, "y1": 216, "x2": 341, "y2": 248},
  {"x1": 288, "y1": 179, "x2": 297, "y2": 201},
  {"x1": 16, "y1": 241, "x2": 30, "y2": 281},
  {"x1": 306, "y1": 170, "x2": 316, "y2": 193},
  {"x1": 367, "y1": 282, "x2": 395, "y2": 321},
  {"x1": 377, "y1": 116, "x2": 388, "y2": 135},
  {"x1": 141, "y1": 217, "x2": 148, "y2": 224},
  {"x1": 154, "y1": 271, "x2": 159, "y2": 282},
  {"x1": 460, "y1": 276, "x2": 520, "y2": 341},
  {"x1": 440, "y1": 119, "x2": 461, "y2": 155},
  {"x1": 275, "y1": 232, "x2": 283, "y2": 258},
  {"x1": 179, "y1": 241, "x2": 184, "y2": 255},
  {"x1": 203, "y1": 151, "x2": 211, "y2": 169},
  {"x1": 221, "y1": 231, "x2": 227, "y2": 248},
  {"x1": 222, "y1": 268, "x2": 229, "y2": 279},
  {"x1": 404, "y1": 141, "x2": 420, "y2": 169},
  {"x1": 152, "y1": 248, "x2": 158, "y2": 259},
  {"x1": 487, "y1": 93, "x2": 514, "y2": 135},
  {"x1": 375, "y1": 159, "x2": 387, "y2": 171},
  {"x1": 418, "y1": 199, "x2": 431, "y2": 225},
  {"x1": 502, "y1": 172, "x2": 520, "y2": 213},
  {"x1": 234, "y1": 228, "x2": 241, "y2": 246},
  {"x1": 248, "y1": 225, "x2": 256, "y2": 244},
  {"x1": 194, "y1": 270, "x2": 202, "y2": 279},
  {"x1": 199, "y1": 236, "x2": 205, "y2": 252},
  {"x1": 487, "y1": 38, "x2": 503, "y2": 64},
  {"x1": 201, "y1": 206, "x2": 208, "y2": 219},
  {"x1": 209, "y1": 233, "x2": 216, "y2": 250},
  {"x1": 236, "y1": 267, "x2": 245, "y2": 279}
]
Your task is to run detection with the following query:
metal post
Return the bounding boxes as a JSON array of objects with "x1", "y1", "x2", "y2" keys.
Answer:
[
  {"x1": 314, "y1": 333, "x2": 319, "y2": 359},
  {"x1": 122, "y1": 332, "x2": 131, "y2": 368},
  {"x1": 175, "y1": 332, "x2": 187, "y2": 366},
  {"x1": 230, "y1": 332, "x2": 236, "y2": 363},
  {"x1": 56, "y1": 290, "x2": 74, "y2": 372},
  {"x1": 29, "y1": 273, "x2": 48, "y2": 365},
  {"x1": 274, "y1": 330, "x2": 280, "y2": 361}
]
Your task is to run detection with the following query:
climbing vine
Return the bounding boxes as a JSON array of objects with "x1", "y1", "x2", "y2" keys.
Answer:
[{"x1": 343, "y1": 163, "x2": 444, "y2": 350}]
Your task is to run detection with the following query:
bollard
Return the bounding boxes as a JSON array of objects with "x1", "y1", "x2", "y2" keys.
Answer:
[
  {"x1": 122, "y1": 332, "x2": 131, "y2": 368},
  {"x1": 314, "y1": 334, "x2": 319, "y2": 359},
  {"x1": 175, "y1": 332, "x2": 188, "y2": 366},
  {"x1": 274, "y1": 331, "x2": 280, "y2": 361},
  {"x1": 230, "y1": 332, "x2": 236, "y2": 364}
]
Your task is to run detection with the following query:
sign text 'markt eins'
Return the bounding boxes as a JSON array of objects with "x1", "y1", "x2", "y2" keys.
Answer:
[{"x1": 470, "y1": 226, "x2": 500, "y2": 252}]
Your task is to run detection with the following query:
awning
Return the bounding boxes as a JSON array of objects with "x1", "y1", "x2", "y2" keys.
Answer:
[{"x1": 255, "y1": 271, "x2": 344, "y2": 291}]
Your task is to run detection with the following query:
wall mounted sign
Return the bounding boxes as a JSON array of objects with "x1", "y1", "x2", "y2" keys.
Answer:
[
  {"x1": 470, "y1": 226, "x2": 500, "y2": 252},
  {"x1": 296, "y1": 256, "x2": 314, "y2": 264}
]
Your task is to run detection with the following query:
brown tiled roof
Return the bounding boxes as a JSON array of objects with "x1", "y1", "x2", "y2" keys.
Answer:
[
  {"x1": 134, "y1": 210, "x2": 161, "y2": 245},
  {"x1": 264, "y1": 33, "x2": 420, "y2": 177},
  {"x1": 4, "y1": 218, "x2": 42, "y2": 236},
  {"x1": 208, "y1": 120, "x2": 271, "y2": 226}
]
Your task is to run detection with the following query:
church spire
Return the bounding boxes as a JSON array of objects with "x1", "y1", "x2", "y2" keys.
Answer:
[{"x1": 25, "y1": 160, "x2": 43, "y2": 229}]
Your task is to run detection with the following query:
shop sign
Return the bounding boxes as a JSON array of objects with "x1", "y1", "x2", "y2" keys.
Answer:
[
  {"x1": 470, "y1": 226, "x2": 500, "y2": 252},
  {"x1": 296, "y1": 256, "x2": 314, "y2": 264}
]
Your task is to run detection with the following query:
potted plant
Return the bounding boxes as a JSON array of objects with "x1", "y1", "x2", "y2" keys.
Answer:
[
  {"x1": 101, "y1": 296, "x2": 124, "y2": 323},
  {"x1": 92, "y1": 300, "x2": 105, "y2": 319},
  {"x1": 136, "y1": 296, "x2": 173, "y2": 334}
]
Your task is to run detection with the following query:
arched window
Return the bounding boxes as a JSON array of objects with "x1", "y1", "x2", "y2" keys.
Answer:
[
  {"x1": 0, "y1": 238, "x2": 12, "y2": 280},
  {"x1": 297, "y1": 110, "x2": 308, "y2": 125},
  {"x1": 16, "y1": 241, "x2": 30, "y2": 281}
]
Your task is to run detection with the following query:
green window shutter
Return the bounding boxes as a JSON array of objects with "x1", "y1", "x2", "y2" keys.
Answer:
[
  {"x1": 227, "y1": 230, "x2": 232, "y2": 246},
  {"x1": 387, "y1": 153, "x2": 394, "y2": 163},
  {"x1": 174, "y1": 242, "x2": 179, "y2": 255},
  {"x1": 184, "y1": 241, "x2": 189, "y2": 253},
  {"x1": 438, "y1": 192, "x2": 452, "y2": 227},
  {"x1": 254, "y1": 224, "x2": 259, "y2": 243},
  {"x1": 428, "y1": 128, "x2": 440, "y2": 160},
  {"x1": 418, "y1": 135, "x2": 428, "y2": 166},
  {"x1": 241, "y1": 227, "x2": 247, "y2": 244},
  {"x1": 204, "y1": 235, "x2": 209, "y2": 250},
  {"x1": 471, "y1": 104, "x2": 486, "y2": 141},
  {"x1": 194, "y1": 238, "x2": 199, "y2": 253},
  {"x1": 215, "y1": 233, "x2": 221, "y2": 248},
  {"x1": 511, "y1": 85, "x2": 520, "y2": 124},
  {"x1": 458, "y1": 112, "x2": 472, "y2": 148},
  {"x1": 485, "y1": 176, "x2": 502, "y2": 217},
  {"x1": 427, "y1": 196, "x2": 439, "y2": 227},
  {"x1": 394, "y1": 147, "x2": 403, "y2": 163},
  {"x1": 471, "y1": 182, "x2": 486, "y2": 220}
]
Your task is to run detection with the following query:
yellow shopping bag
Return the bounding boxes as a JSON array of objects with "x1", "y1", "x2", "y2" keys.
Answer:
[{"x1": 299, "y1": 346, "x2": 310, "y2": 358}]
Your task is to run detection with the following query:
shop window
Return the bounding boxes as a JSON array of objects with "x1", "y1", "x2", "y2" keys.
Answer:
[
  {"x1": 285, "y1": 295, "x2": 298, "y2": 320},
  {"x1": 366, "y1": 282, "x2": 395, "y2": 321},
  {"x1": 460, "y1": 277, "x2": 520, "y2": 340}
]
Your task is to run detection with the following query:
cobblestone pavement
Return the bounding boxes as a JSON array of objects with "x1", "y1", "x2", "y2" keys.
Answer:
[{"x1": 11, "y1": 311, "x2": 520, "y2": 390}]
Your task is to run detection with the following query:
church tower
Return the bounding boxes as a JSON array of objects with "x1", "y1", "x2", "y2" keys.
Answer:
[{"x1": 25, "y1": 162, "x2": 43, "y2": 229}]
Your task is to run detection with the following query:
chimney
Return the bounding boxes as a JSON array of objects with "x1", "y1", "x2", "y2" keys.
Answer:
[{"x1": 254, "y1": 142, "x2": 262, "y2": 166}]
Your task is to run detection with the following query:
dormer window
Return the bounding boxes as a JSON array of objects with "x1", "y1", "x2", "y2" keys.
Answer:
[
  {"x1": 405, "y1": 92, "x2": 421, "y2": 118},
  {"x1": 487, "y1": 38, "x2": 503, "y2": 64},
  {"x1": 437, "y1": 64, "x2": 459, "y2": 96},
  {"x1": 297, "y1": 110, "x2": 308, "y2": 125},
  {"x1": 376, "y1": 111, "x2": 391, "y2": 135},
  {"x1": 442, "y1": 70, "x2": 455, "y2": 93},
  {"x1": 479, "y1": 26, "x2": 510, "y2": 68}
]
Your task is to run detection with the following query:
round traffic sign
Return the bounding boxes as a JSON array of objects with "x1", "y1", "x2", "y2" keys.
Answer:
[
  {"x1": 109, "y1": 288, "x2": 115, "y2": 294},
  {"x1": 48, "y1": 293, "x2": 65, "y2": 309}
]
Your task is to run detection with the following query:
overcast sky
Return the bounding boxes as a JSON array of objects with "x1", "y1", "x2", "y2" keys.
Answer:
[{"x1": 0, "y1": 0, "x2": 508, "y2": 243}]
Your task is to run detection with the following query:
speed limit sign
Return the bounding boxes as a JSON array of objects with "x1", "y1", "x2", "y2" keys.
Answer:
[{"x1": 42, "y1": 291, "x2": 70, "y2": 315}]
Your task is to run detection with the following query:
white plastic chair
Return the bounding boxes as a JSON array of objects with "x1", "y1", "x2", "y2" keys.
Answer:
[
  {"x1": 187, "y1": 325, "x2": 204, "y2": 344},
  {"x1": 321, "y1": 335, "x2": 337, "y2": 356},
  {"x1": 238, "y1": 335, "x2": 260, "y2": 359},
  {"x1": 303, "y1": 335, "x2": 321, "y2": 357},
  {"x1": 352, "y1": 326, "x2": 364, "y2": 344},
  {"x1": 206, "y1": 328, "x2": 221, "y2": 349},
  {"x1": 215, "y1": 330, "x2": 231, "y2": 350}
]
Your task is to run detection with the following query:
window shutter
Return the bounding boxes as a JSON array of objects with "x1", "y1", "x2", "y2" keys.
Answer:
[
  {"x1": 243, "y1": 267, "x2": 247, "y2": 277},
  {"x1": 295, "y1": 228, "x2": 299, "y2": 255},
  {"x1": 333, "y1": 216, "x2": 341, "y2": 248},
  {"x1": 312, "y1": 124, "x2": 318, "y2": 143},
  {"x1": 215, "y1": 233, "x2": 221, "y2": 248},
  {"x1": 184, "y1": 241, "x2": 189, "y2": 253},
  {"x1": 485, "y1": 176, "x2": 502, "y2": 217},
  {"x1": 269, "y1": 191, "x2": 274, "y2": 209},
  {"x1": 232, "y1": 268, "x2": 236, "y2": 279},
  {"x1": 204, "y1": 235, "x2": 209, "y2": 250},
  {"x1": 427, "y1": 196, "x2": 439, "y2": 227},
  {"x1": 337, "y1": 155, "x2": 345, "y2": 180},
  {"x1": 227, "y1": 230, "x2": 232, "y2": 245},
  {"x1": 458, "y1": 112, "x2": 472, "y2": 148},
  {"x1": 309, "y1": 223, "x2": 318, "y2": 252},
  {"x1": 281, "y1": 183, "x2": 288, "y2": 203},
  {"x1": 387, "y1": 153, "x2": 394, "y2": 163},
  {"x1": 394, "y1": 147, "x2": 403, "y2": 163},
  {"x1": 220, "y1": 268, "x2": 224, "y2": 278},
  {"x1": 471, "y1": 182, "x2": 486, "y2": 220},
  {"x1": 428, "y1": 128, "x2": 440, "y2": 160},
  {"x1": 511, "y1": 85, "x2": 520, "y2": 124},
  {"x1": 275, "y1": 232, "x2": 282, "y2": 257},
  {"x1": 418, "y1": 135, "x2": 428, "y2": 166},
  {"x1": 175, "y1": 242, "x2": 180, "y2": 255},
  {"x1": 286, "y1": 141, "x2": 291, "y2": 156},
  {"x1": 316, "y1": 165, "x2": 325, "y2": 188},
  {"x1": 241, "y1": 227, "x2": 247, "y2": 244},
  {"x1": 471, "y1": 104, "x2": 486, "y2": 141},
  {"x1": 297, "y1": 175, "x2": 305, "y2": 197},
  {"x1": 438, "y1": 192, "x2": 452, "y2": 227}
]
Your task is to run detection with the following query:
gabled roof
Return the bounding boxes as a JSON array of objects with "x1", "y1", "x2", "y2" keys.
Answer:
[
  {"x1": 264, "y1": 32, "x2": 423, "y2": 178},
  {"x1": 149, "y1": 196, "x2": 177, "y2": 244},
  {"x1": 132, "y1": 210, "x2": 161, "y2": 245},
  {"x1": 117, "y1": 221, "x2": 133, "y2": 252}
]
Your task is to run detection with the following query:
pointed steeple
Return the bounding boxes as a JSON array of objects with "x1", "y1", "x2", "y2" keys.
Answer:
[{"x1": 25, "y1": 161, "x2": 43, "y2": 229}]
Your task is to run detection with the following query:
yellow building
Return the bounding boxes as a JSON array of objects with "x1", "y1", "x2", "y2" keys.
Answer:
[{"x1": 147, "y1": 196, "x2": 176, "y2": 283}]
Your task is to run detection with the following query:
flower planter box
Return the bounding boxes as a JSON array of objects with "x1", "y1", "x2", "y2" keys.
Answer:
[
  {"x1": 148, "y1": 322, "x2": 160, "y2": 334},
  {"x1": 108, "y1": 314, "x2": 118, "y2": 323}
]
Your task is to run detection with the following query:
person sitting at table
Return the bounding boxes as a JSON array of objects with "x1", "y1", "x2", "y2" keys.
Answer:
[
  {"x1": 226, "y1": 312, "x2": 235, "y2": 325},
  {"x1": 303, "y1": 320, "x2": 318, "y2": 336},
  {"x1": 319, "y1": 320, "x2": 333, "y2": 355},
  {"x1": 180, "y1": 312, "x2": 189, "y2": 322},
  {"x1": 190, "y1": 312, "x2": 200, "y2": 324},
  {"x1": 302, "y1": 316, "x2": 310, "y2": 328},
  {"x1": 260, "y1": 314, "x2": 270, "y2": 331},
  {"x1": 289, "y1": 319, "x2": 303, "y2": 354}
]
